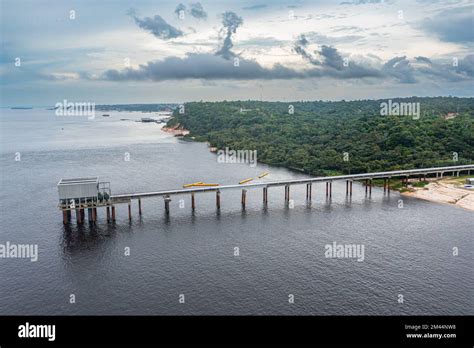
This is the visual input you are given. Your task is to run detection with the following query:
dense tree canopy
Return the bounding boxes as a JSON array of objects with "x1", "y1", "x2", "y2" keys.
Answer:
[{"x1": 167, "y1": 97, "x2": 474, "y2": 176}]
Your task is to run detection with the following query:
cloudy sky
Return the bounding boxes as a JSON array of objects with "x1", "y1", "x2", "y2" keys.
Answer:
[{"x1": 1, "y1": 0, "x2": 473, "y2": 105}]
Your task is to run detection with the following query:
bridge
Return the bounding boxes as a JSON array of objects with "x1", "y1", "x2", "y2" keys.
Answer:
[{"x1": 59, "y1": 164, "x2": 474, "y2": 224}]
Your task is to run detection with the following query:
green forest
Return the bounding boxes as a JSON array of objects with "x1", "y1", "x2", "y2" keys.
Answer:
[{"x1": 167, "y1": 97, "x2": 474, "y2": 176}]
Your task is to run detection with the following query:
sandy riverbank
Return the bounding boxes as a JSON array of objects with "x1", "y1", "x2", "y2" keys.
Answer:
[{"x1": 401, "y1": 177, "x2": 474, "y2": 211}]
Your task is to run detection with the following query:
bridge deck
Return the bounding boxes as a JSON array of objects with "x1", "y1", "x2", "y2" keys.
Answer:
[{"x1": 110, "y1": 164, "x2": 474, "y2": 201}]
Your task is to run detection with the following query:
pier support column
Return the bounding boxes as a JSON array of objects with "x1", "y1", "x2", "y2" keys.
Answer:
[
  {"x1": 346, "y1": 181, "x2": 349, "y2": 196},
  {"x1": 387, "y1": 178, "x2": 391, "y2": 193},
  {"x1": 369, "y1": 179, "x2": 372, "y2": 196},
  {"x1": 128, "y1": 202, "x2": 132, "y2": 221},
  {"x1": 306, "y1": 183, "x2": 312, "y2": 200},
  {"x1": 191, "y1": 193, "x2": 195, "y2": 211},
  {"x1": 76, "y1": 209, "x2": 82, "y2": 224},
  {"x1": 106, "y1": 207, "x2": 110, "y2": 222},
  {"x1": 383, "y1": 179, "x2": 387, "y2": 193},
  {"x1": 138, "y1": 199, "x2": 142, "y2": 216},
  {"x1": 111, "y1": 206, "x2": 116, "y2": 221},
  {"x1": 62, "y1": 210, "x2": 69, "y2": 224},
  {"x1": 365, "y1": 179, "x2": 368, "y2": 195},
  {"x1": 88, "y1": 208, "x2": 93, "y2": 222},
  {"x1": 284, "y1": 185, "x2": 290, "y2": 202},
  {"x1": 326, "y1": 182, "x2": 329, "y2": 197},
  {"x1": 309, "y1": 183, "x2": 312, "y2": 200},
  {"x1": 329, "y1": 182, "x2": 332, "y2": 198},
  {"x1": 92, "y1": 207, "x2": 97, "y2": 223},
  {"x1": 67, "y1": 210, "x2": 71, "y2": 223},
  {"x1": 164, "y1": 196, "x2": 171, "y2": 215},
  {"x1": 350, "y1": 181, "x2": 353, "y2": 196},
  {"x1": 216, "y1": 190, "x2": 221, "y2": 210},
  {"x1": 263, "y1": 187, "x2": 268, "y2": 204},
  {"x1": 241, "y1": 189, "x2": 247, "y2": 209}
]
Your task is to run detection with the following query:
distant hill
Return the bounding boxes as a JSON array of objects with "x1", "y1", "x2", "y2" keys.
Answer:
[{"x1": 167, "y1": 97, "x2": 474, "y2": 175}]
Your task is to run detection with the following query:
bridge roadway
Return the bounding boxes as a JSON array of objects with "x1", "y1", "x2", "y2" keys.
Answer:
[{"x1": 111, "y1": 164, "x2": 474, "y2": 202}]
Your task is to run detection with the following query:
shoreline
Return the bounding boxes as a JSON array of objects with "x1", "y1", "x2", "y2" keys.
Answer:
[{"x1": 401, "y1": 177, "x2": 474, "y2": 211}]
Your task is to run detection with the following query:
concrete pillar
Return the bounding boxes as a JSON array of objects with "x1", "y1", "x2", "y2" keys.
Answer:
[
  {"x1": 369, "y1": 179, "x2": 372, "y2": 196},
  {"x1": 309, "y1": 183, "x2": 312, "y2": 200},
  {"x1": 350, "y1": 181, "x2": 353, "y2": 196},
  {"x1": 106, "y1": 207, "x2": 110, "y2": 222},
  {"x1": 62, "y1": 210, "x2": 69, "y2": 224},
  {"x1": 216, "y1": 190, "x2": 221, "y2": 209},
  {"x1": 329, "y1": 182, "x2": 332, "y2": 198},
  {"x1": 191, "y1": 193, "x2": 195, "y2": 211},
  {"x1": 263, "y1": 187, "x2": 268, "y2": 204},
  {"x1": 241, "y1": 189, "x2": 247, "y2": 209},
  {"x1": 111, "y1": 206, "x2": 116, "y2": 221},
  {"x1": 138, "y1": 199, "x2": 142, "y2": 215},
  {"x1": 326, "y1": 182, "x2": 329, "y2": 197},
  {"x1": 285, "y1": 185, "x2": 290, "y2": 202},
  {"x1": 92, "y1": 207, "x2": 97, "y2": 222},
  {"x1": 346, "y1": 180, "x2": 349, "y2": 196},
  {"x1": 164, "y1": 196, "x2": 171, "y2": 215},
  {"x1": 365, "y1": 179, "x2": 368, "y2": 195},
  {"x1": 128, "y1": 202, "x2": 132, "y2": 221}
]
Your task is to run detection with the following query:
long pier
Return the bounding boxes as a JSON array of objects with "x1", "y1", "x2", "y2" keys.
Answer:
[{"x1": 59, "y1": 165, "x2": 473, "y2": 224}]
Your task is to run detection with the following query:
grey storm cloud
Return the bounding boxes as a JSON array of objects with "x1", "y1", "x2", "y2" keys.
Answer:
[
  {"x1": 96, "y1": 30, "x2": 474, "y2": 84},
  {"x1": 293, "y1": 35, "x2": 318, "y2": 65},
  {"x1": 382, "y1": 56, "x2": 416, "y2": 83},
  {"x1": 174, "y1": 3, "x2": 186, "y2": 17},
  {"x1": 420, "y1": 6, "x2": 474, "y2": 43},
  {"x1": 415, "y1": 56, "x2": 432, "y2": 64},
  {"x1": 130, "y1": 13, "x2": 183, "y2": 39},
  {"x1": 215, "y1": 11, "x2": 243, "y2": 60},
  {"x1": 416, "y1": 54, "x2": 474, "y2": 82},
  {"x1": 101, "y1": 53, "x2": 306, "y2": 81},
  {"x1": 293, "y1": 34, "x2": 381, "y2": 79},
  {"x1": 189, "y1": 2, "x2": 207, "y2": 19}
]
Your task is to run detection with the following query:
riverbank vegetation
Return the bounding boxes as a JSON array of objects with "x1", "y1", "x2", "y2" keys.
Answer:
[{"x1": 167, "y1": 97, "x2": 474, "y2": 176}]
